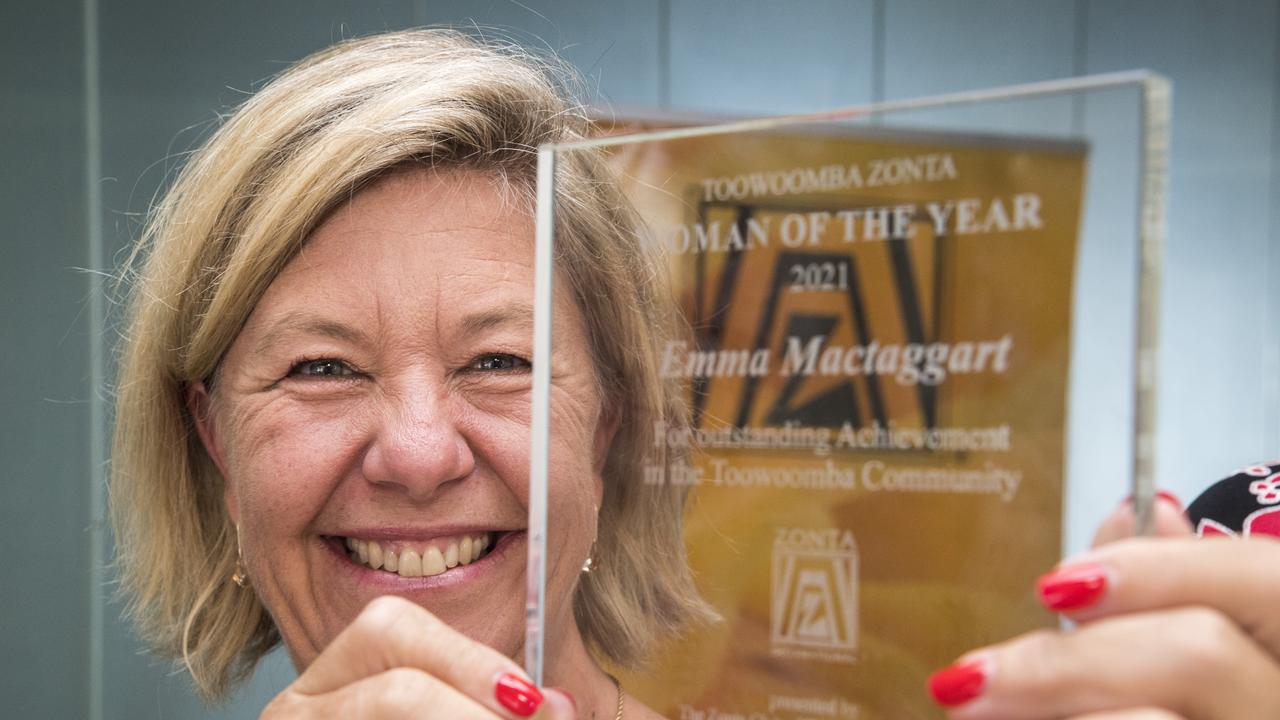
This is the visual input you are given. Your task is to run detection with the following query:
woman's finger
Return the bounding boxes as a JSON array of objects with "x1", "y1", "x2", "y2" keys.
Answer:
[
  {"x1": 290, "y1": 596, "x2": 548, "y2": 718},
  {"x1": 266, "y1": 667, "x2": 499, "y2": 719},
  {"x1": 929, "y1": 607, "x2": 1280, "y2": 719},
  {"x1": 1036, "y1": 537, "x2": 1280, "y2": 654},
  {"x1": 1067, "y1": 710, "x2": 1185, "y2": 720},
  {"x1": 1091, "y1": 492, "x2": 1193, "y2": 547},
  {"x1": 270, "y1": 669, "x2": 578, "y2": 720}
]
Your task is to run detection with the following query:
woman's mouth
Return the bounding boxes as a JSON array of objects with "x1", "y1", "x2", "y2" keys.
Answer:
[{"x1": 335, "y1": 533, "x2": 495, "y2": 579}]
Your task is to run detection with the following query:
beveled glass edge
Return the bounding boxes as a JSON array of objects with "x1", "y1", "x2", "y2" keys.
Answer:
[
  {"x1": 1133, "y1": 76, "x2": 1171, "y2": 534},
  {"x1": 545, "y1": 69, "x2": 1166, "y2": 151},
  {"x1": 524, "y1": 146, "x2": 557, "y2": 684}
]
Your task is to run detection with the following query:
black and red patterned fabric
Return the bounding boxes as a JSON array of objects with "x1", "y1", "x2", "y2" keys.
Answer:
[{"x1": 1187, "y1": 460, "x2": 1280, "y2": 539}]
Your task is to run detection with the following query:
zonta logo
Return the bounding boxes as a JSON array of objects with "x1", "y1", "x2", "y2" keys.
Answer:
[{"x1": 770, "y1": 527, "x2": 859, "y2": 663}]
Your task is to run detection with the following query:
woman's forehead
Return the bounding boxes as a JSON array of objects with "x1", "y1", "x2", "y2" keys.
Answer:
[
  {"x1": 233, "y1": 167, "x2": 593, "y2": 358},
  {"x1": 246, "y1": 170, "x2": 538, "y2": 338},
  {"x1": 304, "y1": 169, "x2": 532, "y2": 266}
]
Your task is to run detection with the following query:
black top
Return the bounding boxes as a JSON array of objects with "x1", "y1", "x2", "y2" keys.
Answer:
[{"x1": 1187, "y1": 460, "x2": 1280, "y2": 538}]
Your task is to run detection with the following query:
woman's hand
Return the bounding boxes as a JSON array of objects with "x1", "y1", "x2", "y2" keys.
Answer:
[
  {"x1": 262, "y1": 596, "x2": 575, "y2": 719},
  {"x1": 927, "y1": 494, "x2": 1280, "y2": 719}
]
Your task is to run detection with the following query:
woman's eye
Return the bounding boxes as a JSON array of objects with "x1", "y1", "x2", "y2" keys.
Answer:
[
  {"x1": 471, "y1": 353, "x2": 530, "y2": 372},
  {"x1": 289, "y1": 358, "x2": 355, "y2": 378}
]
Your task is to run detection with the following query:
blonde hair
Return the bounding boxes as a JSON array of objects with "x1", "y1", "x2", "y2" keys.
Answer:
[{"x1": 111, "y1": 28, "x2": 712, "y2": 700}]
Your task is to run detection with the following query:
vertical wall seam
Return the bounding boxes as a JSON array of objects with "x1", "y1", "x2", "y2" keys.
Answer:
[
  {"x1": 1071, "y1": 0, "x2": 1089, "y2": 134},
  {"x1": 871, "y1": 0, "x2": 885, "y2": 102},
  {"x1": 658, "y1": 0, "x2": 671, "y2": 109},
  {"x1": 83, "y1": 0, "x2": 105, "y2": 717}
]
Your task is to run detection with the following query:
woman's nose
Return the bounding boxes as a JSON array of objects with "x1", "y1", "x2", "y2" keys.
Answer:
[{"x1": 361, "y1": 382, "x2": 475, "y2": 500}]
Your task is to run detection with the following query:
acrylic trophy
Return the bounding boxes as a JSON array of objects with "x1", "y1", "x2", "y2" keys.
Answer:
[{"x1": 526, "y1": 73, "x2": 1169, "y2": 718}]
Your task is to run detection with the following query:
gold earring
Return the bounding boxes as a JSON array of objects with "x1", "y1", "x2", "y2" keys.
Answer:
[
  {"x1": 582, "y1": 505, "x2": 599, "y2": 574},
  {"x1": 231, "y1": 526, "x2": 249, "y2": 588}
]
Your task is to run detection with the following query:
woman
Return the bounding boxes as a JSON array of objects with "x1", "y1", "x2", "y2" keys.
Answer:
[
  {"x1": 111, "y1": 29, "x2": 710, "y2": 718},
  {"x1": 111, "y1": 27, "x2": 1280, "y2": 719}
]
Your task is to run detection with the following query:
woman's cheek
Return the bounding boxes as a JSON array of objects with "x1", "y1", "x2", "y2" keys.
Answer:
[
  {"x1": 546, "y1": 397, "x2": 605, "y2": 532},
  {"x1": 462, "y1": 388, "x2": 598, "y2": 526},
  {"x1": 227, "y1": 394, "x2": 370, "y2": 522},
  {"x1": 456, "y1": 388, "x2": 576, "y2": 487}
]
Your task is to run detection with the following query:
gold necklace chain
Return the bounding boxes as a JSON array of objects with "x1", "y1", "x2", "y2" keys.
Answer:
[{"x1": 607, "y1": 674, "x2": 624, "y2": 720}]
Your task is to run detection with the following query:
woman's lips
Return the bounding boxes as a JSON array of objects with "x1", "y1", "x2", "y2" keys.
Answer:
[{"x1": 340, "y1": 533, "x2": 493, "y2": 578}]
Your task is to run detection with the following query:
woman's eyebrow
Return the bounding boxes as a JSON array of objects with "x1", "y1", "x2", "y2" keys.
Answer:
[
  {"x1": 458, "y1": 305, "x2": 534, "y2": 335},
  {"x1": 253, "y1": 313, "x2": 369, "y2": 356}
]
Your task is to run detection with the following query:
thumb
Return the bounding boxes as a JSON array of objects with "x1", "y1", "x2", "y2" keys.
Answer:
[
  {"x1": 535, "y1": 688, "x2": 578, "y2": 720},
  {"x1": 1091, "y1": 490, "x2": 1193, "y2": 548}
]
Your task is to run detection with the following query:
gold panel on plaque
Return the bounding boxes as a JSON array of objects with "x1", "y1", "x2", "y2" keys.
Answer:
[{"x1": 605, "y1": 125, "x2": 1086, "y2": 719}]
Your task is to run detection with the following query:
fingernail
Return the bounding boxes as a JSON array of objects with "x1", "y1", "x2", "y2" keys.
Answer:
[
  {"x1": 1037, "y1": 562, "x2": 1108, "y2": 611},
  {"x1": 1156, "y1": 490, "x2": 1183, "y2": 510},
  {"x1": 1122, "y1": 489, "x2": 1182, "y2": 510},
  {"x1": 495, "y1": 673, "x2": 544, "y2": 717},
  {"x1": 927, "y1": 658, "x2": 988, "y2": 707}
]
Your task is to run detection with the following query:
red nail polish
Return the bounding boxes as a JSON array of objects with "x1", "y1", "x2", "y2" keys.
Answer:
[
  {"x1": 495, "y1": 673, "x2": 543, "y2": 717},
  {"x1": 927, "y1": 658, "x2": 987, "y2": 707},
  {"x1": 1037, "y1": 562, "x2": 1108, "y2": 611},
  {"x1": 1123, "y1": 489, "x2": 1182, "y2": 510},
  {"x1": 1156, "y1": 490, "x2": 1183, "y2": 510}
]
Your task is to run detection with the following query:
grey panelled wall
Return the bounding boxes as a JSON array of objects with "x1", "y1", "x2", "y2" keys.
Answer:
[
  {"x1": 2, "y1": 1, "x2": 1276, "y2": 718},
  {"x1": 1083, "y1": 1, "x2": 1279, "y2": 493},
  {"x1": 0, "y1": 1, "x2": 92, "y2": 718},
  {"x1": 668, "y1": 0, "x2": 877, "y2": 113},
  {"x1": 1273, "y1": 13, "x2": 1280, "y2": 455}
]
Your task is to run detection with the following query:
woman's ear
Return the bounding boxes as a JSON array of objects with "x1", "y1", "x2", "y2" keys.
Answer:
[
  {"x1": 591, "y1": 403, "x2": 621, "y2": 505},
  {"x1": 186, "y1": 381, "x2": 237, "y2": 522}
]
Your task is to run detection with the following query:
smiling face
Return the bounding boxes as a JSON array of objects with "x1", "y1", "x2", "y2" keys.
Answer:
[{"x1": 191, "y1": 169, "x2": 608, "y2": 668}]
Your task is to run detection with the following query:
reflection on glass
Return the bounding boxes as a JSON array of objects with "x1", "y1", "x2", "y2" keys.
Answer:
[{"x1": 530, "y1": 73, "x2": 1168, "y2": 718}]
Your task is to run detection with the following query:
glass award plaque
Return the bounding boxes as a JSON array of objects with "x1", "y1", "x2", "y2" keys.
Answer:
[{"x1": 527, "y1": 73, "x2": 1169, "y2": 718}]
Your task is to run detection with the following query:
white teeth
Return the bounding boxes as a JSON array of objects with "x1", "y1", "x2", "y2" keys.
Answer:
[
  {"x1": 344, "y1": 533, "x2": 495, "y2": 575},
  {"x1": 398, "y1": 549, "x2": 422, "y2": 578},
  {"x1": 423, "y1": 547, "x2": 446, "y2": 576}
]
